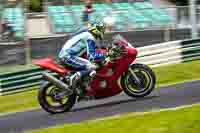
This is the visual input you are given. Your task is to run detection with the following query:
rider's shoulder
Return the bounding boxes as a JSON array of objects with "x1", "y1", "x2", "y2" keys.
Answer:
[
  {"x1": 72, "y1": 29, "x2": 94, "y2": 40},
  {"x1": 83, "y1": 31, "x2": 95, "y2": 40}
]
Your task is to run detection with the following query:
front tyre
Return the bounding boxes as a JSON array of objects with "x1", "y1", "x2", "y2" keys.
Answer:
[
  {"x1": 38, "y1": 81, "x2": 76, "y2": 114},
  {"x1": 121, "y1": 64, "x2": 156, "y2": 98}
]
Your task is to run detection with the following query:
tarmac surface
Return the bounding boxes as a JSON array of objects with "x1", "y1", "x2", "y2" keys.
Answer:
[{"x1": 0, "y1": 80, "x2": 200, "y2": 133}]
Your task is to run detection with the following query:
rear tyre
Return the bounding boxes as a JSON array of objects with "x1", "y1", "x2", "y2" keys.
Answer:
[
  {"x1": 121, "y1": 64, "x2": 156, "y2": 98},
  {"x1": 38, "y1": 81, "x2": 76, "y2": 114}
]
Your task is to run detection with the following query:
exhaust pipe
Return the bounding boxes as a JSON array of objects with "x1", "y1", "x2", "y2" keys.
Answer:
[{"x1": 42, "y1": 72, "x2": 73, "y2": 94}]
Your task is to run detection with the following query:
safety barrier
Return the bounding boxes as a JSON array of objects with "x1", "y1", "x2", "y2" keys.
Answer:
[
  {"x1": 0, "y1": 68, "x2": 43, "y2": 95},
  {"x1": 0, "y1": 38, "x2": 200, "y2": 95},
  {"x1": 136, "y1": 38, "x2": 200, "y2": 67}
]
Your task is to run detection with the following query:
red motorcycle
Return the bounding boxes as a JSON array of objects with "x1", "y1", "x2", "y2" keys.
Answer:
[{"x1": 33, "y1": 35, "x2": 156, "y2": 114}]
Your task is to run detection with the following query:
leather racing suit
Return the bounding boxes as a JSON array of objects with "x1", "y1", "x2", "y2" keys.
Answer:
[{"x1": 59, "y1": 30, "x2": 105, "y2": 79}]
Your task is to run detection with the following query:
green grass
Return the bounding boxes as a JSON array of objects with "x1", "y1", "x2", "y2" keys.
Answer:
[
  {"x1": 26, "y1": 104, "x2": 200, "y2": 133},
  {"x1": 1, "y1": 60, "x2": 200, "y2": 115},
  {"x1": 0, "y1": 89, "x2": 39, "y2": 115},
  {"x1": 154, "y1": 60, "x2": 200, "y2": 87}
]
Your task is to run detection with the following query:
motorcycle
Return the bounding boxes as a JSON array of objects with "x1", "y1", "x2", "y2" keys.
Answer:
[{"x1": 33, "y1": 34, "x2": 156, "y2": 114}]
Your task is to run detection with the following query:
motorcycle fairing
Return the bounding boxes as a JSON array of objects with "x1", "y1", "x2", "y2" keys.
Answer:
[
  {"x1": 32, "y1": 58, "x2": 69, "y2": 76},
  {"x1": 90, "y1": 48, "x2": 137, "y2": 98}
]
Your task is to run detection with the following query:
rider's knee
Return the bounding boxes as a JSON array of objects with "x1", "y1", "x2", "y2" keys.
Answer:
[{"x1": 86, "y1": 63, "x2": 97, "y2": 70}]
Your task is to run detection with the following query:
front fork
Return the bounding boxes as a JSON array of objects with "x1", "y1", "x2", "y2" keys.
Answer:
[{"x1": 128, "y1": 68, "x2": 142, "y2": 88}]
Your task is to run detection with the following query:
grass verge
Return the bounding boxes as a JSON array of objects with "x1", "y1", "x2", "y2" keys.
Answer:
[
  {"x1": 0, "y1": 90, "x2": 38, "y2": 115},
  {"x1": 26, "y1": 103, "x2": 200, "y2": 133},
  {"x1": 0, "y1": 60, "x2": 200, "y2": 115}
]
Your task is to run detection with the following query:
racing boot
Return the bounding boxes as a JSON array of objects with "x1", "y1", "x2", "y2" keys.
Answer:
[
  {"x1": 69, "y1": 72, "x2": 81, "y2": 88},
  {"x1": 89, "y1": 70, "x2": 96, "y2": 79},
  {"x1": 78, "y1": 71, "x2": 96, "y2": 101}
]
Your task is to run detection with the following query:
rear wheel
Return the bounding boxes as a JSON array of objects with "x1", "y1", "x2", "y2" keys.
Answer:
[
  {"x1": 121, "y1": 64, "x2": 156, "y2": 98},
  {"x1": 38, "y1": 81, "x2": 76, "y2": 114}
]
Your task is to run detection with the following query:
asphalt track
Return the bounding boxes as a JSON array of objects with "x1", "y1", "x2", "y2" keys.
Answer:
[{"x1": 1, "y1": 80, "x2": 200, "y2": 133}]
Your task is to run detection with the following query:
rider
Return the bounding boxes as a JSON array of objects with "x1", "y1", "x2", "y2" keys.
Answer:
[{"x1": 59, "y1": 20, "x2": 112, "y2": 89}]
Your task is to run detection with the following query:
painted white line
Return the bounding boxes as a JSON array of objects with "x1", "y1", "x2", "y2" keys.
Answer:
[{"x1": 89, "y1": 103, "x2": 200, "y2": 123}]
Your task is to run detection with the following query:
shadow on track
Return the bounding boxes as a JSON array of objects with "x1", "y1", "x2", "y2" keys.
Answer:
[
  {"x1": 49, "y1": 95, "x2": 159, "y2": 116},
  {"x1": 73, "y1": 95, "x2": 159, "y2": 111}
]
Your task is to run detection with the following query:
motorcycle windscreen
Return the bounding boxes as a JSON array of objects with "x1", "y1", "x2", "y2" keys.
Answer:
[{"x1": 112, "y1": 34, "x2": 134, "y2": 48}]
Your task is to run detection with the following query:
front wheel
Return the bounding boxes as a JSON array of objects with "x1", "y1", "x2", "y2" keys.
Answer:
[
  {"x1": 121, "y1": 64, "x2": 156, "y2": 98},
  {"x1": 38, "y1": 81, "x2": 77, "y2": 114}
]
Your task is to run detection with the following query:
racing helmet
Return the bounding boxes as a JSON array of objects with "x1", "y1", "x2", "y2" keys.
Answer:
[{"x1": 88, "y1": 21, "x2": 106, "y2": 40}]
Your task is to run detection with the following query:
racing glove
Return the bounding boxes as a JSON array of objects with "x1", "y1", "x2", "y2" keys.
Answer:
[{"x1": 105, "y1": 50, "x2": 115, "y2": 58}]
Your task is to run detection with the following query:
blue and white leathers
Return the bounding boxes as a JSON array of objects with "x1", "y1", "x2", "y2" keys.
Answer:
[{"x1": 59, "y1": 31, "x2": 105, "y2": 77}]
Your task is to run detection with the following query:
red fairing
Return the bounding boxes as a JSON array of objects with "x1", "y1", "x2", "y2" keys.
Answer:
[
  {"x1": 126, "y1": 47, "x2": 138, "y2": 57},
  {"x1": 116, "y1": 40, "x2": 129, "y2": 47},
  {"x1": 32, "y1": 58, "x2": 69, "y2": 76},
  {"x1": 88, "y1": 47, "x2": 137, "y2": 98}
]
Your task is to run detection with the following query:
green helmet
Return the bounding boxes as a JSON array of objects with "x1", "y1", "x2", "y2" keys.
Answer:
[{"x1": 88, "y1": 21, "x2": 106, "y2": 40}]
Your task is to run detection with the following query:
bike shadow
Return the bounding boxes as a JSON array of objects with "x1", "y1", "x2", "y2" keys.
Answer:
[{"x1": 71, "y1": 94, "x2": 159, "y2": 112}]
